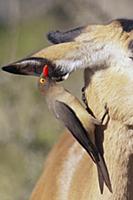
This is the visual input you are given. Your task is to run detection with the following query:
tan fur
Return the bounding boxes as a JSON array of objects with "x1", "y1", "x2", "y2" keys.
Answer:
[
  {"x1": 32, "y1": 42, "x2": 81, "y2": 61},
  {"x1": 30, "y1": 19, "x2": 133, "y2": 200},
  {"x1": 31, "y1": 20, "x2": 133, "y2": 76}
]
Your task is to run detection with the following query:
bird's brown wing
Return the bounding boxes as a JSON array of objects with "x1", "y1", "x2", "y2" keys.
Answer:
[
  {"x1": 55, "y1": 100, "x2": 112, "y2": 193},
  {"x1": 47, "y1": 26, "x2": 85, "y2": 44},
  {"x1": 55, "y1": 100, "x2": 99, "y2": 162}
]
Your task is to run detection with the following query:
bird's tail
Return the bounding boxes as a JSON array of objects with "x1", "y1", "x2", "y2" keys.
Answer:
[
  {"x1": 97, "y1": 166, "x2": 104, "y2": 194},
  {"x1": 97, "y1": 154, "x2": 113, "y2": 193}
]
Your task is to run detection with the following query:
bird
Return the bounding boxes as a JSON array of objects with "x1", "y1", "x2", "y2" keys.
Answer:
[
  {"x1": 37, "y1": 64, "x2": 112, "y2": 193},
  {"x1": 1, "y1": 48, "x2": 112, "y2": 193}
]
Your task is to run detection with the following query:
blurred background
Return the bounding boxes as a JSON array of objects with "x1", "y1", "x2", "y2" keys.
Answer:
[{"x1": 0, "y1": 0, "x2": 133, "y2": 199}]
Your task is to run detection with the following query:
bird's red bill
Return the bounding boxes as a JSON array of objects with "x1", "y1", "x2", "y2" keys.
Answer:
[{"x1": 43, "y1": 65, "x2": 49, "y2": 77}]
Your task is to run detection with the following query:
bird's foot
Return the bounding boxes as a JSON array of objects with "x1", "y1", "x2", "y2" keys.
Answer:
[{"x1": 100, "y1": 104, "x2": 109, "y2": 126}]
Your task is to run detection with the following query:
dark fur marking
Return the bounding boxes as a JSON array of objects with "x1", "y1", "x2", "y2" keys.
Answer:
[
  {"x1": 128, "y1": 40, "x2": 133, "y2": 53},
  {"x1": 47, "y1": 26, "x2": 85, "y2": 44},
  {"x1": 48, "y1": 64, "x2": 68, "y2": 80},
  {"x1": 118, "y1": 19, "x2": 133, "y2": 32}
]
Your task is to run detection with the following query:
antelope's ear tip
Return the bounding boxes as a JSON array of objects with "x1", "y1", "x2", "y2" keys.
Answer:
[
  {"x1": 1, "y1": 57, "x2": 46, "y2": 76},
  {"x1": 1, "y1": 62, "x2": 28, "y2": 76},
  {"x1": 2, "y1": 64, "x2": 19, "y2": 74},
  {"x1": 1, "y1": 64, "x2": 20, "y2": 74}
]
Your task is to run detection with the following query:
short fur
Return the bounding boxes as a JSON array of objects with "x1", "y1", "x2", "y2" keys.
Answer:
[
  {"x1": 2, "y1": 18, "x2": 133, "y2": 199},
  {"x1": 30, "y1": 19, "x2": 133, "y2": 200}
]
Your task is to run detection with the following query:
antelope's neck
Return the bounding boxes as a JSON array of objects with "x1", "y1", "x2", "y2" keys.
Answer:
[{"x1": 84, "y1": 67, "x2": 133, "y2": 199}]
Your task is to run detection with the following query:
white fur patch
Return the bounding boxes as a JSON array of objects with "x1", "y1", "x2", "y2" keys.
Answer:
[
  {"x1": 58, "y1": 142, "x2": 85, "y2": 200},
  {"x1": 55, "y1": 41, "x2": 133, "y2": 74},
  {"x1": 55, "y1": 59, "x2": 85, "y2": 73}
]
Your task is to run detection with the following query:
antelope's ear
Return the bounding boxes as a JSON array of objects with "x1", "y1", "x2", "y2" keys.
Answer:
[
  {"x1": 2, "y1": 57, "x2": 48, "y2": 76},
  {"x1": 47, "y1": 26, "x2": 85, "y2": 44}
]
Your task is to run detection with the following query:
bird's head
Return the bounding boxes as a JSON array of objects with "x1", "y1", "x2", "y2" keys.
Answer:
[
  {"x1": 38, "y1": 64, "x2": 56, "y2": 95},
  {"x1": 38, "y1": 64, "x2": 48, "y2": 94}
]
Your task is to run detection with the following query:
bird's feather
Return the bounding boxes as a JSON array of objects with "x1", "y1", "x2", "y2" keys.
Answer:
[{"x1": 54, "y1": 100, "x2": 112, "y2": 193}]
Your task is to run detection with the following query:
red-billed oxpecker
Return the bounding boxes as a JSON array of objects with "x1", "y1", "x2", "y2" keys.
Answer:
[
  {"x1": 38, "y1": 64, "x2": 112, "y2": 193},
  {"x1": 2, "y1": 58, "x2": 112, "y2": 193}
]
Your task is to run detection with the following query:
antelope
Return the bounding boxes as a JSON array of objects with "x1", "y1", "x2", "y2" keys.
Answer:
[{"x1": 2, "y1": 19, "x2": 133, "y2": 199}]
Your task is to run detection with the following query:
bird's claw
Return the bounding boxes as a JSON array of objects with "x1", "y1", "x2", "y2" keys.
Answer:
[{"x1": 100, "y1": 104, "x2": 109, "y2": 125}]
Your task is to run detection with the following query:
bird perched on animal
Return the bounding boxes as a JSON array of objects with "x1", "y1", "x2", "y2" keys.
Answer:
[
  {"x1": 38, "y1": 64, "x2": 112, "y2": 193},
  {"x1": 2, "y1": 18, "x2": 133, "y2": 197},
  {"x1": 2, "y1": 53, "x2": 112, "y2": 193}
]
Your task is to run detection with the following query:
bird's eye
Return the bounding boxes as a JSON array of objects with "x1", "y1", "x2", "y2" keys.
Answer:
[{"x1": 40, "y1": 78, "x2": 45, "y2": 84}]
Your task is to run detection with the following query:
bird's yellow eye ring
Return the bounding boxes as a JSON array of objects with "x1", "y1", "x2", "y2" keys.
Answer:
[{"x1": 40, "y1": 78, "x2": 45, "y2": 84}]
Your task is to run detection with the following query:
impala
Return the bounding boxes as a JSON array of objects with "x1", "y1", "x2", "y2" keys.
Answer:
[{"x1": 2, "y1": 19, "x2": 133, "y2": 200}]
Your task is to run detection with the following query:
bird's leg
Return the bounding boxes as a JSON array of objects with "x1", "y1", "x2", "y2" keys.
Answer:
[
  {"x1": 82, "y1": 86, "x2": 88, "y2": 108},
  {"x1": 100, "y1": 104, "x2": 110, "y2": 126},
  {"x1": 82, "y1": 86, "x2": 96, "y2": 118},
  {"x1": 82, "y1": 87, "x2": 109, "y2": 126}
]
